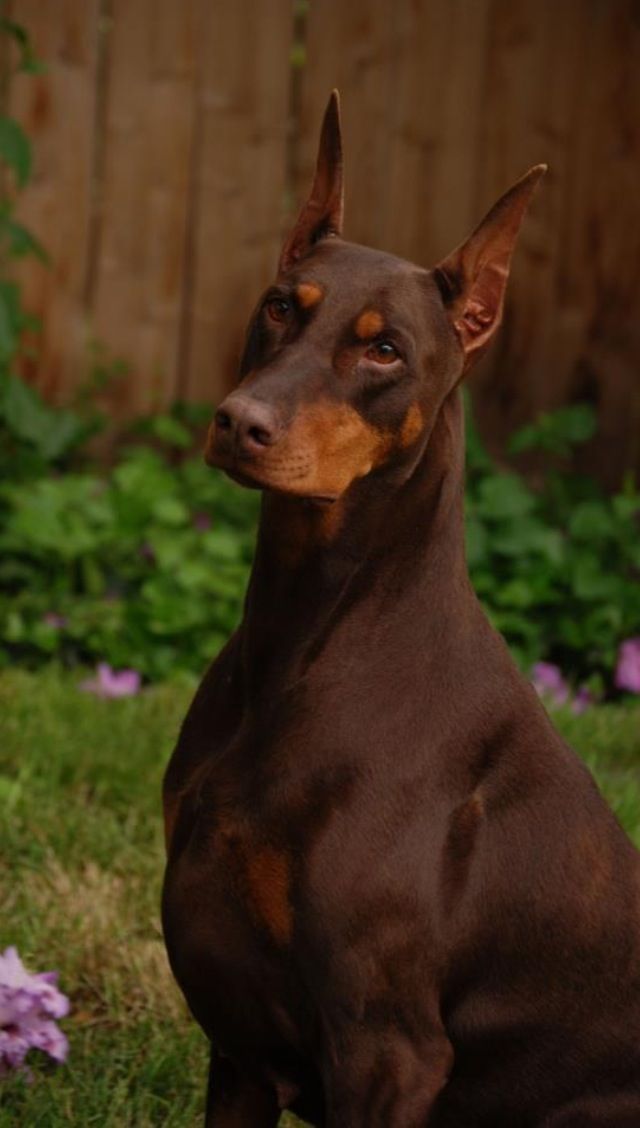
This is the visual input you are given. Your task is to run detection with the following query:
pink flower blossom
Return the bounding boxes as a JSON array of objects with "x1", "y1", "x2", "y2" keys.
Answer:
[
  {"x1": 42, "y1": 613, "x2": 67, "y2": 629},
  {"x1": 193, "y1": 512, "x2": 212, "y2": 532},
  {"x1": 571, "y1": 686, "x2": 593, "y2": 715},
  {"x1": 615, "y1": 638, "x2": 640, "y2": 695},
  {"x1": 139, "y1": 542, "x2": 155, "y2": 563},
  {"x1": 531, "y1": 662, "x2": 569, "y2": 707},
  {"x1": 79, "y1": 663, "x2": 141, "y2": 698},
  {"x1": 0, "y1": 947, "x2": 70, "y2": 1077}
]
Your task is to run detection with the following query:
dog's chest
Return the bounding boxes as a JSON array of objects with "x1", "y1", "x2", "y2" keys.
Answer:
[{"x1": 162, "y1": 747, "x2": 322, "y2": 1058}]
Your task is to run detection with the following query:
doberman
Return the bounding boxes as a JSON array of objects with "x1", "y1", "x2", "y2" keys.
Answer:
[{"x1": 162, "y1": 92, "x2": 640, "y2": 1126}]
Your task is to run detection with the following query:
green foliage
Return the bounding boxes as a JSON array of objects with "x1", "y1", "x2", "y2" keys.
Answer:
[
  {"x1": 1, "y1": 394, "x2": 638, "y2": 690},
  {"x1": 0, "y1": 358, "x2": 636, "y2": 691},
  {"x1": 465, "y1": 399, "x2": 640, "y2": 684},
  {"x1": 0, "y1": 419, "x2": 259, "y2": 680},
  {"x1": 0, "y1": 16, "x2": 82, "y2": 482},
  {"x1": 0, "y1": 369, "x2": 96, "y2": 478}
]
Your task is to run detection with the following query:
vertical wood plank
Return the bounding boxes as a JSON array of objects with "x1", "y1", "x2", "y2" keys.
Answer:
[
  {"x1": 295, "y1": 0, "x2": 413, "y2": 252},
  {"x1": 473, "y1": 0, "x2": 640, "y2": 486},
  {"x1": 8, "y1": 0, "x2": 98, "y2": 401},
  {"x1": 471, "y1": 0, "x2": 591, "y2": 449},
  {"x1": 299, "y1": 0, "x2": 640, "y2": 484},
  {"x1": 6, "y1": 0, "x2": 640, "y2": 482},
  {"x1": 552, "y1": 0, "x2": 640, "y2": 484},
  {"x1": 179, "y1": 0, "x2": 293, "y2": 406},
  {"x1": 296, "y1": 0, "x2": 491, "y2": 264},
  {"x1": 89, "y1": 0, "x2": 199, "y2": 416}
]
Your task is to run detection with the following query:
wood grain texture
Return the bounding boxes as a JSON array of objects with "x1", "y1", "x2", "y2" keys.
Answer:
[
  {"x1": 6, "y1": 0, "x2": 640, "y2": 482},
  {"x1": 471, "y1": 0, "x2": 640, "y2": 486},
  {"x1": 296, "y1": 0, "x2": 491, "y2": 260},
  {"x1": 89, "y1": 0, "x2": 199, "y2": 415},
  {"x1": 178, "y1": 0, "x2": 292, "y2": 405},
  {"x1": 8, "y1": 0, "x2": 99, "y2": 400},
  {"x1": 298, "y1": 0, "x2": 640, "y2": 484}
]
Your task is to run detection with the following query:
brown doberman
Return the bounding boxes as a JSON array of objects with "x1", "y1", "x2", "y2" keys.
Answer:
[{"x1": 162, "y1": 92, "x2": 640, "y2": 1126}]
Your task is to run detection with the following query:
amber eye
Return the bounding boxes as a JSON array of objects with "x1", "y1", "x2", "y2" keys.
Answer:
[
  {"x1": 366, "y1": 340, "x2": 399, "y2": 364},
  {"x1": 265, "y1": 297, "x2": 290, "y2": 323}
]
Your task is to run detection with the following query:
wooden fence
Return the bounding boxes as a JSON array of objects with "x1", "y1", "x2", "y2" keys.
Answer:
[{"x1": 7, "y1": 0, "x2": 640, "y2": 484}]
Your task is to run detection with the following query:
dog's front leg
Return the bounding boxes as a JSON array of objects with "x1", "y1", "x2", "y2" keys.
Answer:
[
  {"x1": 205, "y1": 1048, "x2": 280, "y2": 1128},
  {"x1": 322, "y1": 1025, "x2": 452, "y2": 1128}
]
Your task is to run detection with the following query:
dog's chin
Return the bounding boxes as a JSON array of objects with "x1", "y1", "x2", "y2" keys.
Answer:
[{"x1": 212, "y1": 459, "x2": 338, "y2": 506}]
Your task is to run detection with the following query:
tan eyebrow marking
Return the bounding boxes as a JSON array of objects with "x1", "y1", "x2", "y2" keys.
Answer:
[
  {"x1": 355, "y1": 309, "x2": 384, "y2": 339},
  {"x1": 296, "y1": 282, "x2": 323, "y2": 308}
]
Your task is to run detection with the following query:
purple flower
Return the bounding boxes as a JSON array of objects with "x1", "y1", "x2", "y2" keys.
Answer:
[
  {"x1": 42, "y1": 613, "x2": 67, "y2": 630},
  {"x1": 80, "y1": 663, "x2": 141, "y2": 698},
  {"x1": 571, "y1": 686, "x2": 593, "y2": 715},
  {"x1": 531, "y1": 662, "x2": 569, "y2": 706},
  {"x1": 0, "y1": 947, "x2": 70, "y2": 1077},
  {"x1": 139, "y1": 542, "x2": 155, "y2": 563},
  {"x1": 192, "y1": 512, "x2": 211, "y2": 532},
  {"x1": 615, "y1": 638, "x2": 640, "y2": 694}
]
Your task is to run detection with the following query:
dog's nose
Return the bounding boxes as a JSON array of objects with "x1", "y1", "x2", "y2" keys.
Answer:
[{"x1": 214, "y1": 395, "x2": 280, "y2": 456}]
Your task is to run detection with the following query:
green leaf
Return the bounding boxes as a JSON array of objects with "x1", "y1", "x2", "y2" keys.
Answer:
[
  {"x1": 147, "y1": 413, "x2": 192, "y2": 449},
  {"x1": 568, "y1": 501, "x2": 614, "y2": 541},
  {"x1": 151, "y1": 496, "x2": 189, "y2": 526},
  {"x1": 508, "y1": 404, "x2": 597, "y2": 457},
  {"x1": 464, "y1": 517, "x2": 488, "y2": 567},
  {"x1": 0, "y1": 18, "x2": 44, "y2": 74},
  {"x1": 2, "y1": 372, "x2": 47, "y2": 442},
  {"x1": 0, "y1": 116, "x2": 31, "y2": 187},
  {"x1": 0, "y1": 290, "x2": 18, "y2": 361},
  {"x1": 476, "y1": 473, "x2": 535, "y2": 520},
  {"x1": 494, "y1": 578, "x2": 536, "y2": 609},
  {"x1": 4, "y1": 217, "x2": 48, "y2": 261}
]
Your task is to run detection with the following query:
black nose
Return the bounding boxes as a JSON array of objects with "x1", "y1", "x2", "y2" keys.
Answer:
[{"x1": 214, "y1": 395, "x2": 280, "y2": 456}]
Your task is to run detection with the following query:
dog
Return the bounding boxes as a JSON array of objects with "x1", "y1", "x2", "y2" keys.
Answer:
[{"x1": 162, "y1": 92, "x2": 640, "y2": 1126}]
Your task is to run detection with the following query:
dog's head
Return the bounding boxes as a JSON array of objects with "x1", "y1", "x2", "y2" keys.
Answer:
[{"x1": 207, "y1": 92, "x2": 545, "y2": 503}]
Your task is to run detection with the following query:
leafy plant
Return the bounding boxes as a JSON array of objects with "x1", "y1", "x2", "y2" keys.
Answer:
[
  {"x1": 0, "y1": 392, "x2": 637, "y2": 690},
  {"x1": 465, "y1": 399, "x2": 640, "y2": 687},
  {"x1": 0, "y1": 17, "x2": 111, "y2": 480},
  {"x1": 0, "y1": 425, "x2": 260, "y2": 680}
]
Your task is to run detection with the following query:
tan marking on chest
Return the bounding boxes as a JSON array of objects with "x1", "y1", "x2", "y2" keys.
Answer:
[
  {"x1": 271, "y1": 495, "x2": 347, "y2": 568},
  {"x1": 244, "y1": 846, "x2": 293, "y2": 945},
  {"x1": 355, "y1": 309, "x2": 384, "y2": 339},
  {"x1": 400, "y1": 403, "x2": 424, "y2": 447},
  {"x1": 296, "y1": 282, "x2": 323, "y2": 308}
]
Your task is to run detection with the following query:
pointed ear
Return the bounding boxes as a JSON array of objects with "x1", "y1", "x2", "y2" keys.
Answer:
[
  {"x1": 434, "y1": 164, "x2": 547, "y2": 371},
  {"x1": 278, "y1": 90, "x2": 344, "y2": 274}
]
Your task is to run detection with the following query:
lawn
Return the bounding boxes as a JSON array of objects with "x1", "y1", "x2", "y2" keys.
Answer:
[{"x1": 1, "y1": 668, "x2": 639, "y2": 1125}]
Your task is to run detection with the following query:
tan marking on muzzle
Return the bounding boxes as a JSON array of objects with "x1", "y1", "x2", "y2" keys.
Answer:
[
  {"x1": 355, "y1": 309, "x2": 384, "y2": 339},
  {"x1": 296, "y1": 282, "x2": 324, "y2": 308},
  {"x1": 282, "y1": 399, "x2": 391, "y2": 496}
]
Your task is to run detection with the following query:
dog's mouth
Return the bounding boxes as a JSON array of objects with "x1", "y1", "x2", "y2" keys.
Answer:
[{"x1": 206, "y1": 448, "x2": 338, "y2": 506}]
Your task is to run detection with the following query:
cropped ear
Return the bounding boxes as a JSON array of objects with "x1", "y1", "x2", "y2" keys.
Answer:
[
  {"x1": 434, "y1": 165, "x2": 546, "y2": 371},
  {"x1": 278, "y1": 90, "x2": 344, "y2": 274}
]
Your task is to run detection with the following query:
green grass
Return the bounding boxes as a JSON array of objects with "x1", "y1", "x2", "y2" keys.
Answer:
[{"x1": 0, "y1": 668, "x2": 639, "y2": 1124}]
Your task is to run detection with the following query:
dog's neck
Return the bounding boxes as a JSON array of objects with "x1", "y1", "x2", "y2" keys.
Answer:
[{"x1": 238, "y1": 389, "x2": 477, "y2": 702}]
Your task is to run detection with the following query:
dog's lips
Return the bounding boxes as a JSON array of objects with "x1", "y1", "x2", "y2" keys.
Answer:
[{"x1": 206, "y1": 447, "x2": 338, "y2": 505}]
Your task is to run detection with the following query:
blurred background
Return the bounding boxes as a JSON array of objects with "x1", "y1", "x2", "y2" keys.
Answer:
[
  {"x1": 1, "y1": 0, "x2": 640, "y2": 685},
  {"x1": 1, "y1": 0, "x2": 639, "y2": 688},
  {"x1": 1, "y1": 3, "x2": 639, "y2": 1122},
  {"x1": 6, "y1": 0, "x2": 640, "y2": 483}
]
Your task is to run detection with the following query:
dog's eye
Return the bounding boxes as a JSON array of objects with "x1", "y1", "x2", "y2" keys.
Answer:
[
  {"x1": 265, "y1": 297, "x2": 290, "y2": 323},
  {"x1": 366, "y1": 340, "x2": 399, "y2": 365}
]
